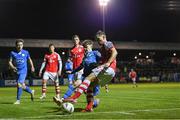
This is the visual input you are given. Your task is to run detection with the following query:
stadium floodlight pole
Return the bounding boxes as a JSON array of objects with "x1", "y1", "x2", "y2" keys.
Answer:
[{"x1": 99, "y1": 0, "x2": 110, "y2": 33}]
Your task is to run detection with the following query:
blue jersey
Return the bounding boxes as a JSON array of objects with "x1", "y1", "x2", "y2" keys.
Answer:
[
  {"x1": 83, "y1": 50, "x2": 101, "y2": 70},
  {"x1": 72, "y1": 50, "x2": 101, "y2": 77},
  {"x1": 10, "y1": 49, "x2": 30, "y2": 74},
  {"x1": 65, "y1": 61, "x2": 73, "y2": 71}
]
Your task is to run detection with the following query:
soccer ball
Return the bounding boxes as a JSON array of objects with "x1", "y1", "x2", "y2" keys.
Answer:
[{"x1": 62, "y1": 102, "x2": 74, "y2": 113}]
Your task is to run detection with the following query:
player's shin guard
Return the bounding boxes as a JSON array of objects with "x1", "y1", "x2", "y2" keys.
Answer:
[
  {"x1": 17, "y1": 85, "x2": 23, "y2": 100},
  {"x1": 23, "y1": 86, "x2": 32, "y2": 94},
  {"x1": 42, "y1": 80, "x2": 47, "y2": 96},
  {"x1": 71, "y1": 79, "x2": 91, "y2": 99},
  {"x1": 55, "y1": 81, "x2": 60, "y2": 99},
  {"x1": 63, "y1": 84, "x2": 75, "y2": 99}
]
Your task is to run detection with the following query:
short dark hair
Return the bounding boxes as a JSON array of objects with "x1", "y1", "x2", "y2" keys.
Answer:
[
  {"x1": 49, "y1": 43, "x2": 55, "y2": 48},
  {"x1": 15, "y1": 39, "x2": 24, "y2": 45},
  {"x1": 72, "y1": 35, "x2": 79, "y2": 39},
  {"x1": 96, "y1": 30, "x2": 106, "y2": 37},
  {"x1": 82, "y1": 39, "x2": 93, "y2": 47}
]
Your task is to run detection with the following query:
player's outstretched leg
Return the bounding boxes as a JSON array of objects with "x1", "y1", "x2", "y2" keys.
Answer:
[
  {"x1": 63, "y1": 84, "x2": 75, "y2": 99},
  {"x1": 22, "y1": 83, "x2": 34, "y2": 101},
  {"x1": 53, "y1": 96, "x2": 63, "y2": 106},
  {"x1": 63, "y1": 73, "x2": 96, "y2": 103},
  {"x1": 63, "y1": 80, "x2": 91, "y2": 102},
  {"x1": 82, "y1": 87, "x2": 94, "y2": 112},
  {"x1": 92, "y1": 85, "x2": 100, "y2": 108},
  {"x1": 63, "y1": 74, "x2": 75, "y2": 99}
]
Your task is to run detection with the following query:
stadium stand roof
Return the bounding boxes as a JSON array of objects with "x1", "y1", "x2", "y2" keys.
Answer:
[{"x1": 0, "y1": 39, "x2": 180, "y2": 50}]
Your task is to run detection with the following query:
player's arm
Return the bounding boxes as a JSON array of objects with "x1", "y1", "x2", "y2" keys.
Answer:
[
  {"x1": 26, "y1": 51, "x2": 35, "y2": 72},
  {"x1": 39, "y1": 56, "x2": 46, "y2": 77},
  {"x1": 135, "y1": 72, "x2": 137, "y2": 78},
  {"x1": 71, "y1": 63, "x2": 84, "y2": 74},
  {"x1": 94, "y1": 50, "x2": 101, "y2": 61},
  {"x1": 28, "y1": 57, "x2": 35, "y2": 72},
  {"x1": 58, "y1": 54, "x2": 62, "y2": 76},
  {"x1": 128, "y1": 72, "x2": 131, "y2": 78},
  {"x1": 105, "y1": 47, "x2": 118, "y2": 67},
  {"x1": 39, "y1": 62, "x2": 45, "y2": 76},
  {"x1": 71, "y1": 60, "x2": 84, "y2": 74},
  {"x1": 8, "y1": 57, "x2": 17, "y2": 72}
]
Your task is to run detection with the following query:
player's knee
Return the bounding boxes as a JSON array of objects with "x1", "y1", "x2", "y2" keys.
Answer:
[
  {"x1": 54, "y1": 81, "x2": 59, "y2": 86},
  {"x1": 18, "y1": 83, "x2": 26, "y2": 89},
  {"x1": 74, "y1": 80, "x2": 82, "y2": 87},
  {"x1": 86, "y1": 73, "x2": 96, "y2": 82},
  {"x1": 69, "y1": 80, "x2": 73, "y2": 84},
  {"x1": 69, "y1": 84, "x2": 74, "y2": 90},
  {"x1": 42, "y1": 80, "x2": 46, "y2": 84},
  {"x1": 17, "y1": 83, "x2": 23, "y2": 88}
]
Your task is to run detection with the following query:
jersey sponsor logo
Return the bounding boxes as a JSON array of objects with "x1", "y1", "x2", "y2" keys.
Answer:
[
  {"x1": 16, "y1": 59, "x2": 25, "y2": 63},
  {"x1": 49, "y1": 58, "x2": 54, "y2": 63}
]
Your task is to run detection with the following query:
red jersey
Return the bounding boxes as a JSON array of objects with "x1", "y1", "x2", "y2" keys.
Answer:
[
  {"x1": 70, "y1": 45, "x2": 84, "y2": 69},
  {"x1": 44, "y1": 52, "x2": 61, "y2": 72},
  {"x1": 99, "y1": 41, "x2": 117, "y2": 71},
  {"x1": 129, "y1": 71, "x2": 137, "y2": 78}
]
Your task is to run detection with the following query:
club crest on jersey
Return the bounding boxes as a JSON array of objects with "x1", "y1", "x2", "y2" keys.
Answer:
[{"x1": 22, "y1": 54, "x2": 25, "y2": 57}]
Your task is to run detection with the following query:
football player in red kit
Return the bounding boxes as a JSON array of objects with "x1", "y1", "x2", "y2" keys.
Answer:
[
  {"x1": 70, "y1": 35, "x2": 84, "y2": 87},
  {"x1": 129, "y1": 69, "x2": 138, "y2": 87},
  {"x1": 39, "y1": 44, "x2": 62, "y2": 100}
]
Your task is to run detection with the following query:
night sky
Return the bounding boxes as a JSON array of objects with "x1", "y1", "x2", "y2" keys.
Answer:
[{"x1": 0, "y1": 0, "x2": 179, "y2": 42}]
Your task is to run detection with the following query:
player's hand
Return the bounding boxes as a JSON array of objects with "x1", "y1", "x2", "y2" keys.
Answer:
[
  {"x1": 66, "y1": 71, "x2": 72, "y2": 74},
  {"x1": 39, "y1": 72, "x2": 41, "y2": 77},
  {"x1": 104, "y1": 62, "x2": 110, "y2": 68},
  {"x1": 31, "y1": 67, "x2": 35, "y2": 73},
  {"x1": 100, "y1": 62, "x2": 110, "y2": 71},
  {"x1": 12, "y1": 67, "x2": 17, "y2": 73}
]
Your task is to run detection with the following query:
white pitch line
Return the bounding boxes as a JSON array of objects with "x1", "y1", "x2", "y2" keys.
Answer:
[
  {"x1": 23, "y1": 107, "x2": 180, "y2": 119},
  {"x1": 103, "y1": 96, "x2": 180, "y2": 102},
  {"x1": 23, "y1": 111, "x2": 135, "y2": 119},
  {"x1": 129, "y1": 107, "x2": 180, "y2": 113}
]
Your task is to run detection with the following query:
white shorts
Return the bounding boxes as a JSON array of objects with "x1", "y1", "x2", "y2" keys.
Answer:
[
  {"x1": 92, "y1": 65, "x2": 115, "y2": 87},
  {"x1": 132, "y1": 78, "x2": 136, "y2": 82},
  {"x1": 74, "y1": 69, "x2": 83, "y2": 80},
  {"x1": 43, "y1": 71, "x2": 59, "y2": 82}
]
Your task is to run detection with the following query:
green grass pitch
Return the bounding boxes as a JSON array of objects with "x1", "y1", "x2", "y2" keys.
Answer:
[{"x1": 0, "y1": 83, "x2": 180, "y2": 119}]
